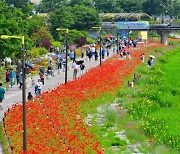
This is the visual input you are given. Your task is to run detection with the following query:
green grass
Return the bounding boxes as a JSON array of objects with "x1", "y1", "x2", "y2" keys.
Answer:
[
  {"x1": 0, "y1": 123, "x2": 10, "y2": 154},
  {"x1": 77, "y1": 43, "x2": 180, "y2": 153},
  {"x1": 118, "y1": 46, "x2": 180, "y2": 151}
]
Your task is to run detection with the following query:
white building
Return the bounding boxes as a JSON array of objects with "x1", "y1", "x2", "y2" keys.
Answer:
[{"x1": 30, "y1": 0, "x2": 42, "y2": 5}]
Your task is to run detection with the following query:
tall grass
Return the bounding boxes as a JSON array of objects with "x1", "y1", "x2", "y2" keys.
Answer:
[{"x1": 119, "y1": 47, "x2": 180, "y2": 151}]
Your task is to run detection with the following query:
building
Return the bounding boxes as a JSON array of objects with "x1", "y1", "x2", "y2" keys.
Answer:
[{"x1": 30, "y1": 0, "x2": 42, "y2": 5}]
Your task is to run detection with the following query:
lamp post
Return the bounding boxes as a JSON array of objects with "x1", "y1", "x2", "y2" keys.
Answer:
[
  {"x1": 56, "y1": 28, "x2": 69, "y2": 84},
  {"x1": 117, "y1": 30, "x2": 119, "y2": 53},
  {"x1": 92, "y1": 27, "x2": 102, "y2": 65},
  {"x1": 1, "y1": 35, "x2": 27, "y2": 152},
  {"x1": 127, "y1": 25, "x2": 130, "y2": 49}
]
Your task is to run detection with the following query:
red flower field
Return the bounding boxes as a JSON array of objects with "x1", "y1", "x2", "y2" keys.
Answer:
[{"x1": 3, "y1": 43, "x2": 164, "y2": 153}]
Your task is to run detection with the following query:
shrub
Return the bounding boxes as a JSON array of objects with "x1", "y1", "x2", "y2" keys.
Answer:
[
  {"x1": 87, "y1": 37, "x2": 95, "y2": 44},
  {"x1": 38, "y1": 47, "x2": 48, "y2": 55},
  {"x1": 28, "y1": 47, "x2": 48, "y2": 58},
  {"x1": 28, "y1": 48, "x2": 39, "y2": 58},
  {"x1": 52, "y1": 41, "x2": 62, "y2": 48}
]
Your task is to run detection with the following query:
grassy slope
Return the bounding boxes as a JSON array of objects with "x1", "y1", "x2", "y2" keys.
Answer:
[{"x1": 121, "y1": 46, "x2": 180, "y2": 151}]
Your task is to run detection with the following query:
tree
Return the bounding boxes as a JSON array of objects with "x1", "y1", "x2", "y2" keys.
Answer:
[
  {"x1": 31, "y1": 27, "x2": 52, "y2": 49},
  {"x1": 142, "y1": 0, "x2": 169, "y2": 16},
  {"x1": 5, "y1": 0, "x2": 33, "y2": 15},
  {"x1": 94, "y1": 0, "x2": 119, "y2": 13},
  {"x1": 49, "y1": 6, "x2": 75, "y2": 39},
  {"x1": 37, "y1": 0, "x2": 70, "y2": 13},
  {"x1": 71, "y1": 5, "x2": 101, "y2": 30},
  {"x1": 119, "y1": 0, "x2": 141, "y2": 13},
  {"x1": 0, "y1": 0, "x2": 31, "y2": 59},
  {"x1": 69, "y1": 0, "x2": 94, "y2": 7}
]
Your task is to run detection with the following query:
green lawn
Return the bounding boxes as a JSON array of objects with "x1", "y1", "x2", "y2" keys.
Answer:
[{"x1": 120, "y1": 46, "x2": 180, "y2": 151}]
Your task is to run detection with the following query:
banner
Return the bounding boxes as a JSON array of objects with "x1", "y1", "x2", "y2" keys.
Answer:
[{"x1": 116, "y1": 21, "x2": 149, "y2": 30}]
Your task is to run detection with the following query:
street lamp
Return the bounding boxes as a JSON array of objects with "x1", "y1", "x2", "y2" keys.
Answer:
[
  {"x1": 56, "y1": 28, "x2": 69, "y2": 84},
  {"x1": 127, "y1": 25, "x2": 130, "y2": 49},
  {"x1": 92, "y1": 27, "x2": 102, "y2": 65},
  {"x1": 1, "y1": 35, "x2": 27, "y2": 152}
]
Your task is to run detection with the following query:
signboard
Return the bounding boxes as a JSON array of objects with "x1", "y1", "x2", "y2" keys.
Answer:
[{"x1": 116, "y1": 21, "x2": 149, "y2": 30}]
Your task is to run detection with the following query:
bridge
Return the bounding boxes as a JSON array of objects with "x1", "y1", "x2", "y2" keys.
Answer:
[{"x1": 101, "y1": 22, "x2": 180, "y2": 45}]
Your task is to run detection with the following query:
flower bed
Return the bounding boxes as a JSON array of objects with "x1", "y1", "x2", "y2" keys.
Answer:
[{"x1": 3, "y1": 43, "x2": 158, "y2": 153}]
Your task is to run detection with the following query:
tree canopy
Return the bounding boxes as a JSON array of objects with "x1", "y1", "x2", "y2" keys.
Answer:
[
  {"x1": 49, "y1": 5, "x2": 101, "y2": 39},
  {"x1": 38, "y1": 0, "x2": 180, "y2": 17}
]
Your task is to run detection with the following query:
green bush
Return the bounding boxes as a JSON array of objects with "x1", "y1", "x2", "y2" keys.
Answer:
[
  {"x1": 87, "y1": 37, "x2": 95, "y2": 44},
  {"x1": 28, "y1": 48, "x2": 39, "y2": 58},
  {"x1": 28, "y1": 47, "x2": 48, "y2": 58},
  {"x1": 52, "y1": 41, "x2": 62, "y2": 48},
  {"x1": 38, "y1": 47, "x2": 48, "y2": 55}
]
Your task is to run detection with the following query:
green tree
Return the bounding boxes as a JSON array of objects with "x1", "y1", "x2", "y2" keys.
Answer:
[
  {"x1": 31, "y1": 27, "x2": 53, "y2": 49},
  {"x1": 6, "y1": 0, "x2": 33, "y2": 15},
  {"x1": 119, "y1": 0, "x2": 141, "y2": 13},
  {"x1": 142, "y1": 0, "x2": 169, "y2": 16},
  {"x1": 37, "y1": 0, "x2": 70, "y2": 13},
  {"x1": 0, "y1": 0, "x2": 31, "y2": 59},
  {"x1": 71, "y1": 5, "x2": 101, "y2": 30},
  {"x1": 69, "y1": 0, "x2": 94, "y2": 7},
  {"x1": 49, "y1": 6, "x2": 75, "y2": 39}
]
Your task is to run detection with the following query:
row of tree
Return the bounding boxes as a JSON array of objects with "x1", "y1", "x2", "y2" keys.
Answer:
[
  {"x1": 37, "y1": 0, "x2": 180, "y2": 17},
  {"x1": 1, "y1": 0, "x2": 179, "y2": 59},
  {"x1": 0, "y1": 0, "x2": 100, "y2": 59}
]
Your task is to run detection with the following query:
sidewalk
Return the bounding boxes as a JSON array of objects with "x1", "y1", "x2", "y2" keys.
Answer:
[{"x1": 0, "y1": 51, "x2": 116, "y2": 120}]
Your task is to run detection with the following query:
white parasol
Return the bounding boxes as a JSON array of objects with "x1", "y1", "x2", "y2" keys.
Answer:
[{"x1": 149, "y1": 55, "x2": 155, "y2": 58}]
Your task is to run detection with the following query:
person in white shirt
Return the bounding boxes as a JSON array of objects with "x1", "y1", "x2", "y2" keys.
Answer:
[
  {"x1": 72, "y1": 62, "x2": 78, "y2": 79},
  {"x1": 34, "y1": 79, "x2": 42, "y2": 96}
]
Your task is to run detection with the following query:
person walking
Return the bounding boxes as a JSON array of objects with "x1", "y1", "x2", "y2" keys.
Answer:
[
  {"x1": 86, "y1": 48, "x2": 90, "y2": 61},
  {"x1": 0, "y1": 82, "x2": 5, "y2": 110},
  {"x1": 72, "y1": 62, "x2": 78, "y2": 79},
  {"x1": 39, "y1": 71, "x2": 45, "y2": 85},
  {"x1": 102, "y1": 47, "x2": 105, "y2": 60},
  {"x1": 88, "y1": 50, "x2": 92, "y2": 61},
  {"x1": 34, "y1": 79, "x2": 42, "y2": 96},
  {"x1": 107, "y1": 48, "x2": 110, "y2": 57},
  {"x1": 5, "y1": 70, "x2": 10, "y2": 91},
  {"x1": 57, "y1": 56, "x2": 62, "y2": 74},
  {"x1": 16, "y1": 71, "x2": 20, "y2": 85},
  {"x1": 19, "y1": 72, "x2": 23, "y2": 89},
  {"x1": 81, "y1": 49, "x2": 84, "y2": 59},
  {"x1": 9, "y1": 69, "x2": 15, "y2": 88},
  {"x1": 73, "y1": 51, "x2": 76, "y2": 63},
  {"x1": 80, "y1": 63, "x2": 85, "y2": 75},
  {"x1": 94, "y1": 49, "x2": 98, "y2": 61}
]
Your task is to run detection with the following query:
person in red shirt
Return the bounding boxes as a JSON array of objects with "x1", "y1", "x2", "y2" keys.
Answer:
[
  {"x1": 39, "y1": 71, "x2": 44, "y2": 85},
  {"x1": 5, "y1": 70, "x2": 10, "y2": 91}
]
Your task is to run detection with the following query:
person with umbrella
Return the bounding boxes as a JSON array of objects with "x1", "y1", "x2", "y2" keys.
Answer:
[{"x1": 147, "y1": 55, "x2": 155, "y2": 67}]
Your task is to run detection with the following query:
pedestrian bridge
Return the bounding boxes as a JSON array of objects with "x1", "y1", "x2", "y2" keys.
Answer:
[{"x1": 101, "y1": 22, "x2": 180, "y2": 44}]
